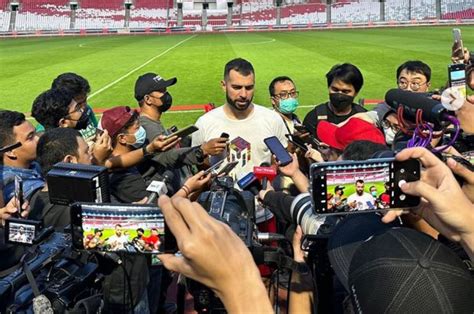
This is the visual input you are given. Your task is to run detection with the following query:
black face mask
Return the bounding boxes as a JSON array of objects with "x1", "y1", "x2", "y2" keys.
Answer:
[
  {"x1": 329, "y1": 93, "x2": 354, "y2": 111},
  {"x1": 74, "y1": 110, "x2": 89, "y2": 130},
  {"x1": 159, "y1": 93, "x2": 173, "y2": 113}
]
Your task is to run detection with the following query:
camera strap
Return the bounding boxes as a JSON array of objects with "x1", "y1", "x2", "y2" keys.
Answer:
[{"x1": 23, "y1": 260, "x2": 54, "y2": 314}]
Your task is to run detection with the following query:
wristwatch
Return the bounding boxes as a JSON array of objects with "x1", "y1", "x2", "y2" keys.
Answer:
[{"x1": 142, "y1": 145, "x2": 154, "y2": 159}]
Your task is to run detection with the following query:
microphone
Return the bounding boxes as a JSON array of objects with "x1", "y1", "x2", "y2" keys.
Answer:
[
  {"x1": 146, "y1": 170, "x2": 174, "y2": 204},
  {"x1": 256, "y1": 232, "x2": 287, "y2": 242},
  {"x1": 253, "y1": 162, "x2": 277, "y2": 190},
  {"x1": 385, "y1": 89, "x2": 449, "y2": 124},
  {"x1": 237, "y1": 172, "x2": 262, "y2": 195}
]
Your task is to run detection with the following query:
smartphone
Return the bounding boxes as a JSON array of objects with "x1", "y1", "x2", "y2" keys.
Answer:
[
  {"x1": 220, "y1": 132, "x2": 230, "y2": 139},
  {"x1": 452, "y1": 28, "x2": 464, "y2": 61},
  {"x1": 203, "y1": 159, "x2": 225, "y2": 176},
  {"x1": 70, "y1": 203, "x2": 177, "y2": 254},
  {"x1": 448, "y1": 63, "x2": 466, "y2": 99},
  {"x1": 217, "y1": 161, "x2": 239, "y2": 176},
  {"x1": 168, "y1": 125, "x2": 178, "y2": 134},
  {"x1": 166, "y1": 125, "x2": 199, "y2": 139},
  {"x1": 309, "y1": 158, "x2": 420, "y2": 215},
  {"x1": 13, "y1": 176, "x2": 24, "y2": 218},
  {"x1": 95, "y1": 128, "x2": 104, "y2": 136},
  {"x1": 264, "y1": 136, "x2": 292, "y2": 166},
  {"x1": 0, "y1": 141, "x2": 21, "y2": 154},
  {"x1": 285, "y1": 134, "x2": 308, "y2": 153}
]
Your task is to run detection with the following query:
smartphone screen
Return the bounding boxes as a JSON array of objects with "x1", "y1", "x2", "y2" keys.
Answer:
[
  {"x1": 71, "y1": 203, "x2": 176, "y2": 254},
  {"x1": 448, "y1": 64, "x2": 467, "y2": 99},
  {"x1": 264, "y1": 136, "x2": 292, "y2": 166},
  {"x1": 310, "y1": 158, "x2": 420, "y2": 215}
]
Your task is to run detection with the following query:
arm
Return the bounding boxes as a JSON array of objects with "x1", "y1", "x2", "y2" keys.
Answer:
[
  {"x1": 104, "y1": 135, "x2": 180, "y2": 169},
  {"x1": 173, "y1": 171, "x2": 212, "y2": 199},
  {"x1": 158, "y1": 196, "x2": 273, "y2": 314}
]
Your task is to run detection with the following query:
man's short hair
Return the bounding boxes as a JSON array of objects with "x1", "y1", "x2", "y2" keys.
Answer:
[
  {"x1": 31, "y1": 88, "x2": 75, "y2": 130},
  {"x1": 268, "y1": 76, "x2": 294, "y2": 96},
  {"x1": 396, "y1": 61, "x2": 431, "y2": 82},
  {"x1": 326, "y1": 63, "x2": 364, "y2": 93},
  {"x1": 369, "y1": 185, "x2": 376, "y2": 191},
  {"x1": 37, "y1": 128, "x2": 81, "y2": 177},
  {"x1": 0, "y1": 110, "x2": 26, "y2": 162},
  {"x1": 137, "y1": 228, "x2": 144, "y2": 233},
  {"x1": 356, "y1": 179, "x2": 364, "y2": 185},
  {"x1": 51, "y1": 72, "x2": 91, "y2": 97},
  {"x1": 224, "y1": 58, "x2": 254, "y2": 80}
]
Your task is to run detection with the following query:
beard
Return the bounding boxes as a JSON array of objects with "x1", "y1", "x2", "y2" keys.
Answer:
[
  {"x1": 226, "y1": 93, "x2": 252, "y2": 111},
  {"x1": 357, "y1": 190, "x2": 364, "y2": 196}
]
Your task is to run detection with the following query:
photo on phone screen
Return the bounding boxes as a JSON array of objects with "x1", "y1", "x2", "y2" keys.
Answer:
[
  {"x1": 14, "y1": 175, "x2": 24, "y2": 217},
  {"x1": 448, "y1": 63, "x2": 467, "y2": 99},
  {"x1": 310, "y1": 158, "x2": 420, "y2": 215},
  {"x1": 264, "y1": 136, "x2": 292, "y2": 166},
  {"x1": 5, "y1": 218, "x2": 41, "y2": 245},
  {"x1": 71, "y1": 203, "x2": 176, "y2": 254}
]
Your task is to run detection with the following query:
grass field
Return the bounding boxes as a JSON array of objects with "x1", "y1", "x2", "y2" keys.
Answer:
[{"x1": 1, "y1": 26, "x2": 473, "y2": 128}]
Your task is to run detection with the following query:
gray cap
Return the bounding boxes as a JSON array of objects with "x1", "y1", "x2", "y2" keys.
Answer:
[{"x1": 373, "y1": 102, "x2": 395, "y2": 123}]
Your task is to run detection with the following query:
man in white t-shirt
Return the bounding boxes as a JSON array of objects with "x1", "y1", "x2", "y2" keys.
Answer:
[
  {"x1": 107, "y1": 224, "x2": 129, "y2": 251},
  {"x1": 192, "y1": 58, "x2": 288, "y2": 182},
  {"x1": 347, "y1": 179, "x2": 375, "y2": 211}
]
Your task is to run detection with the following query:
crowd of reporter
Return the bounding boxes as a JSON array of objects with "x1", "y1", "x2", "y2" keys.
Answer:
[{"x1": 0, "y1": 39, "x2": 473, "y2": 313}]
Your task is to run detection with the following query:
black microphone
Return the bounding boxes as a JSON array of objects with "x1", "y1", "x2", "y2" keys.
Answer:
[
  {"x1": 146, "y1": 170, "x2": 175, "y2": 204},
  {"x1": 385, "y1": 89, "x2": 449, "y2": 124}
]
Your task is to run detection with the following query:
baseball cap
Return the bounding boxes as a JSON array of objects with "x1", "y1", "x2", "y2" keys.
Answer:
[
  {"x1": 328, "y1": 213, "x2": 400, "y2": 291},
  {"x1": 348, "y1": 228, "x2": 474, "y2": 312},
  {"x1": 99, "y1": 106, "x2": 137, "y2": 138},
  {"x1": 373, "y1": 102, "x2": 395, "y2": 122},
  {"x1": 334, "y1": 185, "x2": 345, "y2": 192},
  {"x1": 134, "y1": 73, "x2": 177, "y2": 101},
  {"x1": 317, "y1": 118, "x2": 386, "y2": 150}
]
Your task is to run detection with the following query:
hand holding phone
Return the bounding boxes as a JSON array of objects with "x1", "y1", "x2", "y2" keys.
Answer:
[
  {"x1": 452, "y1": 28, "x2": 465, "y2": 63},
  {"x1": 13, "y1": 176, "x2": 24, "y2": 218}
]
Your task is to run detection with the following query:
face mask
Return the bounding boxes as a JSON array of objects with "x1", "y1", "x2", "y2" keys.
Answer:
[
  {"x1": 159, "y1": 93, "x2": 173, "y2": 113},
  {"x1": 383, "y1": 126, "x2": 396, "y2": 145},
  {"x1": 329, "y1": 93, "x2": 354, "y2": 111},
  {"x1": 131, "y1": 126, "x2": 147, "y2": 148},
  {"x1": 278, "y1": 97, "x2": 299, "y2": 114},
  {"x1": 371, "y1": 191, "x2": 377, "y2": 197},
  {"x1": 74, "y1": 110, "x2": 89, "y2": 130}
]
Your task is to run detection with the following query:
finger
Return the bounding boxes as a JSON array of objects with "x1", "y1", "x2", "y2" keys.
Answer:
[
  {"x1": 159, "y1": 254, "x2": 195, "y2": 276},
  {"x1": 447, "y1": 158, "x2": 474, "y2": 184},
  {"x1": 171, "y1": 197, "x2": 206, "y2": 232},
  {"x1": 159, "y1": 195, "x2": 190, "y2": 241},
  {"x1": 395, "y1": 147, "x2": 441, "y2": 168},
  {"x1": 381, "y1": 209, "x2": 403, "y2": 223}
]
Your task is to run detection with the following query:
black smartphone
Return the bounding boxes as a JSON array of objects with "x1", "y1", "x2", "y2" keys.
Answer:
[
  {"x1": 202, "y1": 159, "x2": 225, "y2": 176},
  {"x1": 220, "y1": 132, "x2": 230, "y2": 139},
  {"x1": 13, "y1": 176, "x2": 24, "y2": 218},
  {"x1": 95, "y1": 128, "x2": 104, "y2": 136},
  {"x1": 310, "y1": 158, "x2": 420, "y2": 215},
  {"x1": 0, "y1": 141, "x2": 21, "y2": 154},
  {"x1": 264, "y1": 136, "x2": 292, "y2": 166},
  {"x1": 166, "y1": 125, "x2": 199, "y2": 139},
  {"x1": 70, "y1": 203, "x2": 177, "y2": 254},
  {"x1": 285, "y1": 134, "x2": 308, "y2": 153},
  {"x1": 448, "y1": 63, "x2": 466, "y2": 98},
  {"x1": 168, "y1": 125, "x2": 178, "y2": 134},
  {"x1": 217, "y1": 161, "x2": 239, "y2": 176}
]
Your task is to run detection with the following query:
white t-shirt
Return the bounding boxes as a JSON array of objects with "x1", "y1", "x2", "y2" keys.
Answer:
[
  {"x1": 347, "y1": 192, "x2": 376, "y2": 211},
  {"x1": 107, "y1": 234, "x2": 129, "y2": 251},
  {"x1": 192, "y1": 104, "x2": 288, "y2": 181}
]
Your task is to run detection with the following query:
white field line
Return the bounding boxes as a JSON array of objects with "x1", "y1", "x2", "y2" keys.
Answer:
[{"x1": 88, "y1": 34, "x2": 198, "y2": 99}]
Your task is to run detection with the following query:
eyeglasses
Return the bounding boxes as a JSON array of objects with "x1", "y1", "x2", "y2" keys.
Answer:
[
  {"x1": 397, "y1": 80, "x2": 428, "y2": 92},
  {"x1": 65, "y1": 106, "x2": 84, "y2": 119},
  {"x1": 275, "y1": 91, "x2": 299, "y2": 100},
  {"x1": 381, "y1": 120, "x2": 400, "y2": 133}
]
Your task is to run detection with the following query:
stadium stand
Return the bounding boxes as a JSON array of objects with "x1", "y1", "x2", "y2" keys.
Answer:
[
  {"x1": 0, "y1": 0, "x2": 10, "y2": 31},
  {"x1": 441, "y1": 0, "x2": 474, "y2": 19},
  {"x1": 331, "y1": 1, "x2": 380, "y2": 23},
  {"x1": 75, "y1": 0, "x2": 125, "y2": 29},
  {"x1": 15, "y1": 0, "x2": 70, "y2": 31},
  {"x1": 128, "y1": 0, "x2": 171, "y2": 28},
  {"x1": 280, "y1": 2, "x2": 326, "y2": 25}
]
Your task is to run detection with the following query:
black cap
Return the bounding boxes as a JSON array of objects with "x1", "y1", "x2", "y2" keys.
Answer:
[
  {"x1": 134, "y1": 73, "x2": 177, "y2": 101},
  {"x1": 348, "y1": 228, "x2": 474, "y2": 313},
  {"x1": 334, "y1": 185, "x2": 345, "y2": 192}
]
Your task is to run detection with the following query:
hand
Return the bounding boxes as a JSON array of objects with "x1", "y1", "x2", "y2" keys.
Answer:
[
  {"x1": 201, "y1": 137, "x2": 228, "y2": 156},
  {"x1": 393, "y1": 148, "x2": 474, "y2": 244},
  {"x1": 446, "y1": 157, "x2": 474, "y2": 203},
  {"x1": 304, "y1": 144, "x2": 324, "y2": 162},
  {"x1": 292, "y1": 225, "x2": 305, "y2": 263},
  {"x1": 278, "y1": 153, "x2": 300, "y2": 177},
  {"x1": 258, "y1": 179, "x2": 274, "y2": 202},
  {"x1": 149, "y1": 135, "x2": 181, "y2": 153},
  {"x1": 1, "y1": 197, "x2": 29, "y2": 226},
  {"x1": 183, "y1": 171, "x2": 212, "y2": 193},
  {"x1": 92, "y1": 129, "x2": 112, "y2": 164},
  {"x1": 158, "y1": 196, "x2": 272, "y2": 313}
]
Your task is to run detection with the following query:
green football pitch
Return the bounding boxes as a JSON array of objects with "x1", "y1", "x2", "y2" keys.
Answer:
[{"x1": 1, "y1": 25, "x2": 473, "y2": 128}]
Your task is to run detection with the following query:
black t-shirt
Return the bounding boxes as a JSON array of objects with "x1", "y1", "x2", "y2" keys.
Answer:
[
  {"x1": 109, "y1": 167, "x2": 149, "y2": 203},
  {"x1": 302, "y1": 102, "x2": 367, "y2": 138},
  {"x1": 29, "y1": 190, "x2": 70, "y2": 231}
]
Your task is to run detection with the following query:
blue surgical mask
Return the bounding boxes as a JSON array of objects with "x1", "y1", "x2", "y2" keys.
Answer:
[
  {"x1": 131, "y1": 126, "x2": 147, "y2": 148},
  {"x1": 371, "y1": 191, "x2": 377, "y2": 197},
  {"x1": 279, "y1": 97, "x2": 299, "y2": 114}
]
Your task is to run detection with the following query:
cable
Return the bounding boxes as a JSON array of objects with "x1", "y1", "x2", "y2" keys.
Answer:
[
  {"x1": 432, "y1": 115, "x2": 461, "y2": 153},
  {"x1": 118, "y1": 256, "x2": 134, "y2": 313}
]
